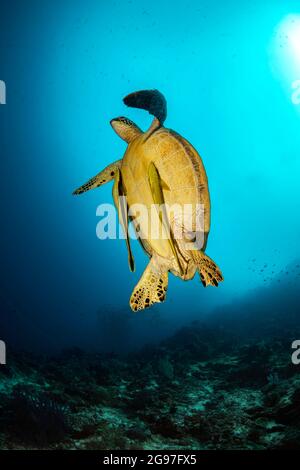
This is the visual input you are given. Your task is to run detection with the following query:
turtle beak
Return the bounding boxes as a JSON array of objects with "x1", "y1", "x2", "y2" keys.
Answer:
[
  {"x1": 110, "y1": 117, "x2": 142, "y2": 143},
  {"x1": 110, "y1": 117, "x2": 129, "y2": 141}
]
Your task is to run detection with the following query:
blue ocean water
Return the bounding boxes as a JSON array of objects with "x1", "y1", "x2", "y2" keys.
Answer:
[{"x1": 0, "y1": 0, "x2": 300, "y2": 353}]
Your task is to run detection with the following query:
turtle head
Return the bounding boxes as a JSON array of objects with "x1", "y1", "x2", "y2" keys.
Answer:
[{"x1": 110, "y1": 117, "x2": 142, "y2": 143}]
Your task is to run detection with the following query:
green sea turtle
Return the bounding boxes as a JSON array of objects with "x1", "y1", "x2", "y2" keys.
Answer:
[{"x1": 73, "y1": 90, "x2": 223, "y2": 311}]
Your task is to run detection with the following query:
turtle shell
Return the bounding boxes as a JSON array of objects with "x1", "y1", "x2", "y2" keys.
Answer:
[{"x1": 121, "y1": 127, "x2": 211, "y2": 267}]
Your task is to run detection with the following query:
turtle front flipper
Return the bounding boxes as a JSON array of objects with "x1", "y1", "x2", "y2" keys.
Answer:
[
  {"x1": 189, "y1": 250, "x2": 224, "y2": 287},
  {"x1": 130, "y1": 257, "x2": 168, "y2": 311},
  {"x1": 73, "y1": 160, "x2": 121, "y2": 195}
]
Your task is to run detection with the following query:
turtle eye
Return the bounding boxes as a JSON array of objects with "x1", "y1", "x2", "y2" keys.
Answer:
[{"x1": 122, "y1": 118, "x2": 130, "y2": 125}]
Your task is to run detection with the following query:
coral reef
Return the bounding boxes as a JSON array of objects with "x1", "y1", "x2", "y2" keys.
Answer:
[{"x1": 1, "y1": 319, "x2": 300, "y2": 450}]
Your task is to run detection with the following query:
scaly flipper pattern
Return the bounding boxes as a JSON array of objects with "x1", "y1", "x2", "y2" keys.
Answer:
[
  {"x1": 130, "y1": 259, "x2": 168, "y2": 311},
  {"x1": 73, "y1": 160, "x2": 121, "y2": 195},
  {"x1": 190, "y1": 250, "x2": 224, "y2": 287}
]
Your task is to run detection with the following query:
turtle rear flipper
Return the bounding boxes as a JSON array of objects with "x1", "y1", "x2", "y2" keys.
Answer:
[
  {"x1": 130, "y1": 258, "x2": 168, "y2": 311},
  {"x1": 190, "y1": 251, "x2": 224, "y2": 287}
]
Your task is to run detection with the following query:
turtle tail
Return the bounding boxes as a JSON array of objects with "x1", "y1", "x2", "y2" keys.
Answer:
[{"x1": 123, "y1": 89, "x2": 167, "y2": 125}]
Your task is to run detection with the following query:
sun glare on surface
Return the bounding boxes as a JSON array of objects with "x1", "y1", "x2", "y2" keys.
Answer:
[{"x1": 272, "y1": 14, "x2": 300, "y2": 106}]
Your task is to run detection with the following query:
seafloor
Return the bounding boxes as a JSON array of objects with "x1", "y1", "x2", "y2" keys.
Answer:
[{"x1": 1, "y1": 303, "x2": 300, "y2": 450}]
